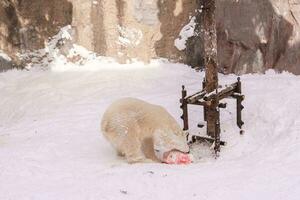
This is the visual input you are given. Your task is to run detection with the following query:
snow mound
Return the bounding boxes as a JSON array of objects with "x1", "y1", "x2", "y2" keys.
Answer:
[{"x1": 19, "y1": 25, "x2": 104, "y2": 70}]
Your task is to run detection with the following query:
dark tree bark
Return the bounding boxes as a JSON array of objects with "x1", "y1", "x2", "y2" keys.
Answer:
[{"x1": 200, "y1": 0, "x2": 220, "y2": 138}]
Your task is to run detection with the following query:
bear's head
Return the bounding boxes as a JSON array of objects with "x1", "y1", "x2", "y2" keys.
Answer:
[{"x1": 153, "y1": 129, "x2": 190, "y2": 162}]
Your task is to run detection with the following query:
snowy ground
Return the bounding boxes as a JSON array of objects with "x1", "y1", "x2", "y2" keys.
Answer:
[{"x1": 1, "y1": 59, "x2": 300, "y2": 200}]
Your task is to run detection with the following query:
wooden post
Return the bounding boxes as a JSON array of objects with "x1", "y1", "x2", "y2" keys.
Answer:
[
  {"x1": 236, "y1": 77, "x2": 244, "y2": 134},
  {"x1": 214, "y1": 88, "x2": 221, "y2": 154},
  {"x1": 181, "y1": 86, "x2": 189, "y2": 131},
  {"x1": 202, "y1": 78, "x2": 207, "y2": 121},
  {"x1": 201, "y1": 0, "x2": 220, "y2": 138}
]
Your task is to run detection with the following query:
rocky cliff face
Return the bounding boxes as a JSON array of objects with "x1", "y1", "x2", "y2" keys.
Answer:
[
  {"x1": 217, "y1": 0, "x2": 300, "y2": 75},
  {"x1": 71, "y1": 0, "x2": 197, "y2": 64},
  {"x1": 0, "y1": 0, "x2": 299, "y2": 74},
  {"x1": 0, "y1": 0, "x2": 21, "y2": 62},
  {"x1": 0, "y1": 0, "x2": 72, "y2": 70}
]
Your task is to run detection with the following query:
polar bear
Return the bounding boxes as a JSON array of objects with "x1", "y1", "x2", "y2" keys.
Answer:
[{"x1": 101, "y1": 98, "x2": 191, "y2": 163}]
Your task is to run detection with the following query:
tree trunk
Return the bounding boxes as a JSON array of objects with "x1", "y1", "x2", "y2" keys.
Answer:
[{"x1": 200, "y1": 0, "x2": 219, "y2": 138}]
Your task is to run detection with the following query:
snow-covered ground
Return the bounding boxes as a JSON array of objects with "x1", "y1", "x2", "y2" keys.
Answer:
[{"x1": 1, "y1": 58, "x2": 300, "y2": 200}]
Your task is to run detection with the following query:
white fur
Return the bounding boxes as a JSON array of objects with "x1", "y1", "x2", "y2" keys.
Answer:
[{"x1": 101, "y1": 98, "x2": 189, "y2": 163}]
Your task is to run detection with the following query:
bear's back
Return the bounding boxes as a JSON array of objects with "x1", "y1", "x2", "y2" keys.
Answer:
[{"x1": 101, "y1": 98, "x2": 179, "y2": 137}]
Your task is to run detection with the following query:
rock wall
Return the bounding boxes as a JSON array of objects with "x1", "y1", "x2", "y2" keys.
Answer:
[
  {"x1": 71, "y1": 0, "x2": 196, "y2": 64},
  {"x1": 0, "y1": 0, "x2": 299, "y2": 74},
  {"x1": 217, "y1": 0, "x2": 300, "y2": 75},
  {"x1": 0, "y1": 0, "x2": 72, "y2": 69},
  {"x1": 0, "y1": 0, "x2": 21, "y2": 62},
  {"x1": 72, "y1": 0, "x2": 300, "y2": 74}
]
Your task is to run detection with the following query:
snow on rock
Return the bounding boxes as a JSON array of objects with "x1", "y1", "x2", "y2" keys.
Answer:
[
  {"x1": 0, "y1": 56, "x2": 300, "y2": 199},
  {"x1": 19, "y1": 25, "x2": 99, "y2": 70},
  {"x1": 19, "y1": 25, "x2": 148, "y2": 72},
  {"x1": 0, "y1": 50, "x2": 12, "y2": 61},
  {"x1": 117, "y1": 25, "x2": 143, "y2": 47},
  {"x1": 174, "y1": 16, "x2": 196, "y2": 51}
]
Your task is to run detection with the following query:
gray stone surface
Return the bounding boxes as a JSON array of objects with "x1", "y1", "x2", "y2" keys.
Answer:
[{"x1": 216, "y1": 0, "x2": 300, "y2": 74}]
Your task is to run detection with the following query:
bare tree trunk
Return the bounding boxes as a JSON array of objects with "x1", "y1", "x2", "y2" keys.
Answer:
[{"x1": 201, "y1": 0, "x2": 219, "y2": 138}]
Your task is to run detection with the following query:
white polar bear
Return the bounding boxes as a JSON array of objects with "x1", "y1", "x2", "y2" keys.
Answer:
[{"x1": 101, "y1": 98, "x2": 190, "y2": 163}]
